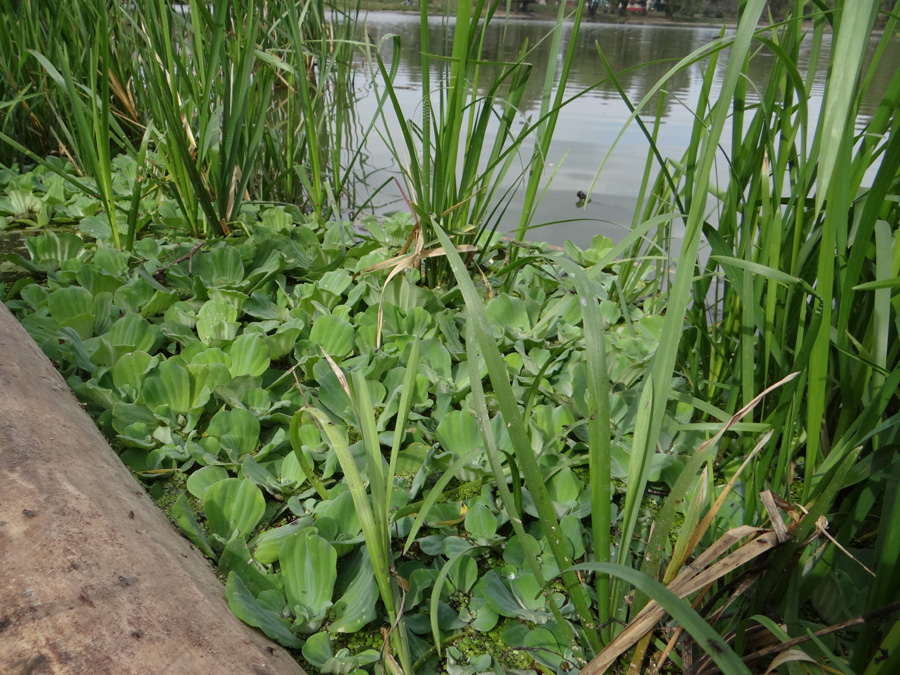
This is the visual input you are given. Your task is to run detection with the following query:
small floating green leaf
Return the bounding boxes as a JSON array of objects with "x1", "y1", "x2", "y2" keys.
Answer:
[
  {"x1": 186, "y1": 465, "x2": 230, "y2": 499},
  {"x1": 225, "y1": 573, "x2": 302, "y2": 649},
  {"x1": 228, "y1": 333, "x2": 270, "y2": 377},
  {"x1": 141, "y1": 360, "x2": 192, "y2": 415},
  {"x1": 204, "y1": 478, "x2": 266, "y2": 543},
  {"x1": 206, "y1": 408, "x2": 260, "y2": 460},
  {"x1": 282, "y1": 527, "x2": 337, "y2": 633}
]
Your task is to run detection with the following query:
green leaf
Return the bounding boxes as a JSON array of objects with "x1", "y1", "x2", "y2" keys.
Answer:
[
  {"x1": 288, "y1": 413, "x2": 330, "y2": 500},
  {"x1": 435, "y1": 410, "x2": 481, "y2": 462},
  {"x1": 582, "y1": 235, "x2": 615, "y2": 265},
  {"x1": 251, "y1": 519, "x2": 314, "y2": 565},
  {"x1": 206, "y1": 408, "x2": 260, "y2": 460},
  {"x1": 108, "y1": 313, "x2": 160, "y2": 353},
  {"x1": 419, "y1": 338, "x2": 453, "y2": 381},
  {"x1": 187, "y1": 362, "x2": 232, "y2": 403},
  {"x1": 481, "y1": 571, "x2": 549, "y2": 623},
  {"x1": 524, "y1": 627, "x2": 564, "y2": 670},
  {"x1": 853, "y1": 277, "x2": 900, "y2": 292},
  {"x1": 218, "y1": 537, "x2": 281, "y2": 597},
  {"x1": 225, "y1": 573, "x2": 302, "y2": 648},
  {"x1": 282, "y1": 527, "x2": 337, "y2": 633},
  {"x1": 470, "y1": 604, "x2": 499, "y2": 633},
  {"x1": 141, "y1": 289, "x2": 179, "y2": 318},
  {"x1": 267, "y1": 326, "x2": 302, "y2": 360},
  {"x1": 316, "y1": 490, "x2": 362, "y2": 539},
  {"x1": 112, "y1": 351, "x2": 156, "y2": 393},
  {"x1": 193, "y1": 246, "x2": 245, "y2": 288},
  {"x1": 186, "y1": 465, "x2": 230, "y2": 499},
  {"x1": 171, "y1": 492, "x2": 216, "y2": 559},
  {"x1": 92, "y1": 248, "x2": 128, "y2": 277},
  {"x1": 25, "y1": 230, "x2": 83, "y2": 270},
  {"x1": 510, "y1": 574, "x2": 545, "y2": 612},
  {"x1": 48, "y1": 286, "x2": 94, "y2": 339},
  {"x1": 328, "y1": 548, "x2": 378, "y2": 633},
  {"x1": 197, "y1": 297, "x2": 239, "y2": 343},
  {"x1": 485, "y1": 294, "x2": 531, "y2": 340},
  {"x1": 317, "y1": 269, "x2": 352, "y2": 297},
  {"x1": 203, "y1": 478, "x2": 266, "y2": 543},
  {"x1": 709, "y1": 255, "x2": 807, "y2": 289},
  {"x1": 815, "y1": 0, "x2": 879, "y2": 211},
  {"x1": 141, "y1": 360, "x2": 192, "y2": 415},
  {"x1": 240, "y1": 455, "x2": 280, "y2": 492},
  {"x1": 228, "y1": 333, "x2": 270, "y2": 377},
  {"x1": 315, "y1": 368, "x2": 354, "y2": 424},
  {"x1": 309, "y1": 314, "x2": 354, "y2": 358},
  {"x1": 448, "y1": 554, "x2": 478, "y2": 594},
  {"x1": 114, "y1": 277, "x2": 157, "y2": 314},
  {"x1": 560, "y1": 514, "x2": 586, "y2": 560},
  {"x1": 79, "y1": 214, "x2": 114, "y2": 242},
  {"x1": 547, "y1": 466, "x2": 583, "y2": 506},
  {"x1": 111, "y1": 401, "x2": 159, "y2": 436},
  {"x1": 503, "y1": 534, "x2": 542, "y2": 568},
  {"x1": 302, "y1": 631, "x2": 333, "y2": 668},
  {"x1": 4, "y1": 189, "x2": 42, "y2": 218},
  {"x1": 279, "y1": 451, "x2": 307, "y2": 488},
  {"x1": 464, "y1": 502, "x2": 498, "y2": 540},
  {"x1": 189, "y1": 346, "x2": 231, "y2": 367}
]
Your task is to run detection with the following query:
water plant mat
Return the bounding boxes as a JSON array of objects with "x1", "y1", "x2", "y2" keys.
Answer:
[{"x1": 0, "y1": 301, "x2": 306, "y2": 675}]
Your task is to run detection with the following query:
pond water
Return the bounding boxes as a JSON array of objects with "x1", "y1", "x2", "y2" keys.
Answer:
[
  {"x1": 349, "y1": 13, "x2": 899, "y2": 248},
  {"x1": 0, "y1": 230, "x2": 30, "y2": 285}
]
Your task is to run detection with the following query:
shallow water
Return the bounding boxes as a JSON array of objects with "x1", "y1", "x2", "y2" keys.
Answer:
[
  {"x1": 349, "y1": 13, "x2": 899, "y2": 248},
  {"x1": 0, "y1": 230, "x2": 31, "y2": 285}
]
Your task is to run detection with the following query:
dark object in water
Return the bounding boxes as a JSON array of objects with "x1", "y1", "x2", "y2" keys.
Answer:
[{"x1": 576, "y1": 190, "x2": 587, "y2": 201}]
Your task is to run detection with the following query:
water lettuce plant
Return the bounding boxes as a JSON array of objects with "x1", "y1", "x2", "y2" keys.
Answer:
[{"x1": 3, "y1": 165, "x2": 681, "y2": 672}]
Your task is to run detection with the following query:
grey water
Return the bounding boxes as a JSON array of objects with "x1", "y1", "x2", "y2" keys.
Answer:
[{"x1": 347, "y1": 13, "x2": 899, "y2": 249}]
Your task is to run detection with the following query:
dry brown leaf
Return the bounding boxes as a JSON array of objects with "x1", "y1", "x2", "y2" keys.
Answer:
[
  {"x1": 361, "y1": 217, "x2": 476, "y2": 348},
  {"x1": 760, "y1": 490, "x2": 792, "y2": 543},
  {"x1": 667, "y1": 430, "x2": 773, "y2": 583},
  {"x1": 320, "y1": 347, "x2": 351, "y2": 398},
  {"x1": 762, "y1": 649, "x2": 820, "y2": 674},
  {"x1": 695, "y1": 373, "x2": 798, "y2": 457},
  {"x1": 106, "y1": 69, "x2": 139, "y2": 123},
  {"x1": 581, "y1": 376, "x2": 800, "y2": 675},
  {"x1": 815, "y1": 515, "x2": 876, "y2": 577},
  {"x1": 581, "y1": 527, "x2": 780, "y2": 674}
]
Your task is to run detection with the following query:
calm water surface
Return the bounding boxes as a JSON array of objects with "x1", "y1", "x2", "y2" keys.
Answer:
[{"x1": 347, "y1": 14, "x2": 898, "y2": 248}]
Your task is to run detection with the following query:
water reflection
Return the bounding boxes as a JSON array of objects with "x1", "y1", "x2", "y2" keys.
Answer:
[{"x1": 353, "y1": 13, "x2": 899, "y2": 247}]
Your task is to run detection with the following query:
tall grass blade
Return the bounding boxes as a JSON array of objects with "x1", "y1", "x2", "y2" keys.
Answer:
[
  {"x1": 465, "y1": 319, "x2": 574, "y2": 647},
  {"x1": 434, "y1": 223, "x2": 601, "y2": 657}
]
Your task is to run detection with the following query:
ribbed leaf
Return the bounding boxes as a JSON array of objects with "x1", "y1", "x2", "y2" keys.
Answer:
[
  {"x1": 225, "y1": 573, "x2": 302, "y2": 648},
  {"x1": 141, "y1": 360, "x2": 192, "y2": 415},
  {"x1": 281, "y1": 527, "x2": 336, "y2": 633},
  {"x1": 203, "y1": 478, "x2": 265, "y2": 543}
]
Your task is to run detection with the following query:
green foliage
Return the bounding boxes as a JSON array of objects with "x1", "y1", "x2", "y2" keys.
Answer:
[
  {"x1": 4, "y1": 180, "x2": 668, "y2": 671},
  {"x1": 203, "y1": 478, "x2": 266, "y2": 545},
  {"x1": 0, "y1": 0, "x2": 378, "y2": 241},
  {"x1": 372, "y1": 0, "x2": 589, "y2": 285},
  {"x1": 226, "y1": 572, "x2": 304, "y2": 649},
  {"x1": 3, "y1": 0, "x2": 900, "y2": 673},
  {"x1": 594, "y1": 0, "x2": 900, "y2": 672},
  {"x1": 282, "y1": 528, "x2": 338, "y2": 633}
]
